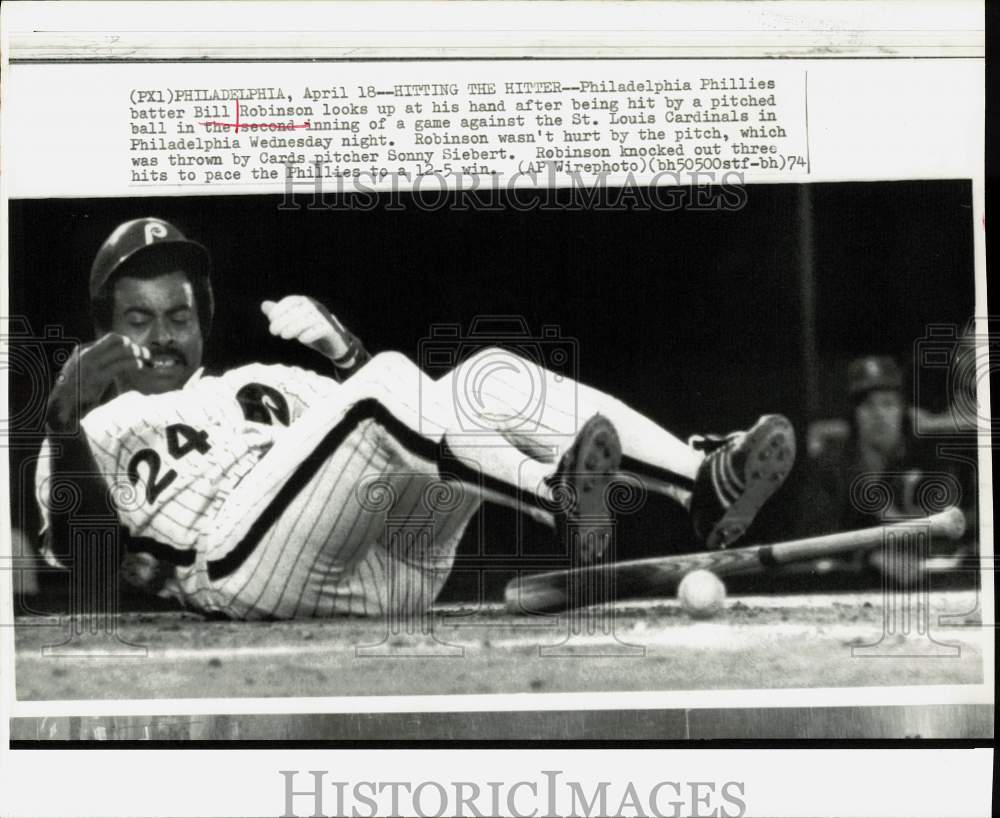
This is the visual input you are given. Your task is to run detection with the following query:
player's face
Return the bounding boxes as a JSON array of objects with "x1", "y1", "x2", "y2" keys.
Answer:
[
  {"x1": 855, "y1": 389, "x2": 904, "y2": 452},
  {"x1": 110, "y1": 271, "x2": 204, "y2": 395}
]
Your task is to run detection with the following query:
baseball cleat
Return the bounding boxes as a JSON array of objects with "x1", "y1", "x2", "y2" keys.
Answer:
[
  {"x1": 690, "y1": 414, "x2": 796, "y2": 549},
  {"x1": 548, "y1": 413, "x2": 623, "y2": 563}
]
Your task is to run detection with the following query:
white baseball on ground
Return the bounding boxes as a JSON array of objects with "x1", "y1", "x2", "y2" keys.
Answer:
[{"x1": 677, "y1": 569, "x2": 726, "y2": 619}]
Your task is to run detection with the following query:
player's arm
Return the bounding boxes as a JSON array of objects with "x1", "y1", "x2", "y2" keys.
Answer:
[
  {"x1": 40, "y1": 334, "x2": 149, "y2": 558},
  {"x1": 261, "y1": 295, "x2": 371, "y2": 381}
]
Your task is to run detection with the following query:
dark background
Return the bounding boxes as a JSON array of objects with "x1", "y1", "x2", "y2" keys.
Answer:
[{"x1": 7, "y1": 180, "x2": 976, "y2": 602}]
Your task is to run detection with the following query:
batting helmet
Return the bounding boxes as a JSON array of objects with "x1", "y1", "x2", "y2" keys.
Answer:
[{"x1": 89, "y1": 217, "x2": 214, "y2": 334}]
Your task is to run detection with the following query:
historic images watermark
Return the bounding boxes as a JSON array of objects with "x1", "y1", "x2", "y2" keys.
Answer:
[
  {"x1": 277, "y1": 166, "x2": 749, "y2": 214},
  {"x1": 279, "y1": 769, "x2": 748, "y2": 818}
]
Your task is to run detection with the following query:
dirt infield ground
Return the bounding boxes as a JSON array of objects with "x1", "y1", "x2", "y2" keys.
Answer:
[{"x1": 14, "y1": 590, "x2": 987, "y2": 700}]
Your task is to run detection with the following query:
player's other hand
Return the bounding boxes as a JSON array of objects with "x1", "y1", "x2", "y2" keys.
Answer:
[
  {"x1": 261, "y1": 295, "x2": 352, "y2": 362},
  {"x1": 46, "y1": 333, "x2": 150, "y2": 432}
]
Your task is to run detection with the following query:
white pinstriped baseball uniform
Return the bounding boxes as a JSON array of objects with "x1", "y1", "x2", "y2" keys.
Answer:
[{"x1": 36, "y1": 350, "x2": 700, "y2": 619}]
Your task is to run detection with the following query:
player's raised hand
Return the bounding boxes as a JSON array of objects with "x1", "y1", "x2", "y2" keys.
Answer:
[
  {"x1": 45, "y1": 333, "x2": 150, "y2": 432},
  {"x1": 261, "y1": 295, "x2": 353, "y2": 363}
]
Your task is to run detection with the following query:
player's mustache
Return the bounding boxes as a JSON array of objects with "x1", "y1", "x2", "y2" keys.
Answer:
[{"x1": 146, "y1": 345, "x2": 188, "y2": 366}]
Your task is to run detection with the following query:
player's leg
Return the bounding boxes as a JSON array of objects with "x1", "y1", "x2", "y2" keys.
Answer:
[
  {"x1": 448, "y1": 347, "x2": 795, "y2": 550},
  {"x1": 345, "y1": 352, "x2": 639, "y2": 567},
  {"x1": 335, "y1": 353, "x2": 633, "y2": 537},
  {"x1": 443, "y1": 346, "x2": 700, "y2": 502},
  {"x1": 339, "y1": 351, "x2": 564, "y2": 526},
  {"x1": 427, "y1": 347, "x2": 685, "y2": 562}
]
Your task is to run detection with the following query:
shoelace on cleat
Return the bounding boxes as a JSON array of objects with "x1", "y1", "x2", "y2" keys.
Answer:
[{"x1": 688, "y1": 430, "x2": 742, "y2": 453}]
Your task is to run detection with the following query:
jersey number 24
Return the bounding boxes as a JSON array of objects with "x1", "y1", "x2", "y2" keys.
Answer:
[{"x1": 127, "y1": 424, "x2": 212, "y2": 505}]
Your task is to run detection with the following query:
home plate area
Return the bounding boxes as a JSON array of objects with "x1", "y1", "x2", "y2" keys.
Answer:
[{"x1": 15, "y1": 590, "x2": 986, "y2": 700}]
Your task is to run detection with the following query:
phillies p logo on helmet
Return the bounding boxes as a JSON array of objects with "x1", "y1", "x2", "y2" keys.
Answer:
[{"x1": 143, "y1": 221, "x2": 169, "y2": 245}]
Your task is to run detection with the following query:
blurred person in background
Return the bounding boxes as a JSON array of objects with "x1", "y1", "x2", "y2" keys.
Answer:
[{"x1": 796, "y1": 355, "x2": 975, "y2": 581}]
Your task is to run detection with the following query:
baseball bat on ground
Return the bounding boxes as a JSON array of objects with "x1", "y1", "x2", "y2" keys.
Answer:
[{"x1": 504, "y1": 506, "x2": 966, "y2": 614}]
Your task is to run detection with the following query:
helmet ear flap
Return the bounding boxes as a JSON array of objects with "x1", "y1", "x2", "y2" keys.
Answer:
[{"x1": 195, "y1": 274, "x2": 215, "y2": 339}]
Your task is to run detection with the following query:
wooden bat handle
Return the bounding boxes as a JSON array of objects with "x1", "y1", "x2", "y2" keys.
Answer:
[{"x1": 768, "y1": 505, "x2": 966, "y2": 564}]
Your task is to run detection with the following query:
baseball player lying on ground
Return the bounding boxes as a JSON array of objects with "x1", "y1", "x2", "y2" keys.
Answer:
[{"x1": 37, "y1": 218, "x2": 795, "y2": 620}]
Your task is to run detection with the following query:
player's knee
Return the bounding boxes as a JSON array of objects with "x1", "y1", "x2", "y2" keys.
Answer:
[{"x1": 453, "y1": 346, "x2": 543, "y2": 420}]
